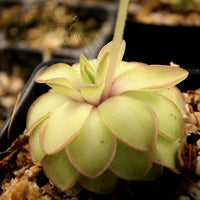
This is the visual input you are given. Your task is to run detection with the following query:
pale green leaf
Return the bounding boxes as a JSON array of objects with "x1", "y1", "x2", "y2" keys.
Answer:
[
  {"x1": 66, "y1": 108, "x2": 117, "y2": 179},
  {"x1": 98, "y1": 95, "x2": 158, "y2": 151},
  {"x1": 36, "y1": 63, "x2": 81, "y2": 90},
  {"x1": 109, "y1": 140, "x2": 154, "y2": 180},
  {"x1": 44, "y1": 77, "x2": 73, "y2": 86},
  {"x1": 46, "y1": 81, "x2": 83, "y2": 101},
  {"x1": 97, "y1": 41, "x2": 112, "y2": 62},
  {"x1": 29, "y1": 119, "x2": 47, "y2": 162},
  {"x1": 159, "y1": 87, "x2": 186, "y2": 116},
  {"x1": 141, "y1": 164, "x2": 163, "y2": 181},
  {"x1": 40, "y1": 101, "x2": 93, "y2": 155},
  {"x1": 80, "y1": 65, "x2": 93, "y2": 85},
  {"x1": 80, "y1": 54, "x2": 95, "y2": 74},
  {"x1": 114, "y1": 62, "x2": 146, "y2": 79},
  {"x1": 41, "y1": 149, "x2": 79, "y2": 191},
  {"x1": 67, "y1": 183, "x2": 83, "y2": 196},
  {"x1": 155, "y1": 134, "x2": 183, "y2": 174},
  {"x1": 80, "y1": 54, "x2": 95, "y2": 84},
  {"x1": 26, "y1": 90, "x2": 70, "y2": 128},
  {"x1": 81, "y1": 81, "x2": 105, "y2": 105},
  {"x1": 78, "y1": 170, "x2": 118, "y2": 194},
  {"x1": 111, "y1": 64, "x2": 188, "y2": 95},
  {"x1": 125, "y1": 91, "x2": 184, "y2": 140},
  {"x1": 97, "y1": 40, "x2": 125, "y2": 70},
  {"x1": 95, "y1": 53, "x2": 109, "y2": 84}
]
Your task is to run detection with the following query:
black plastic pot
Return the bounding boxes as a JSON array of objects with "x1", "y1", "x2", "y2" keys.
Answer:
[
  {"x1": 0, "y1": 58, "x2": 76, "y2": 154},
  {"x1": 0, "y1": 46, "x2": 43, "y2": 76},
  {"x1": 124, "y1": 21, "x2": 200, "y2": 68},
  {"x1": 0, "y1": 0, "x2": 117, "y2": 60},
  {"x1": 123, "y1": 21, "x2": 200, "y2": 91}
]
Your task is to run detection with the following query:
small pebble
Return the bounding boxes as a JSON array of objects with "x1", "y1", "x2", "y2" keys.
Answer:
[
  {"x1": 178, "y1": 196, "x2": 190, "y2": 200},
  {"x1": 188, "y1": 180, "x2": 200, "y2": 200}
]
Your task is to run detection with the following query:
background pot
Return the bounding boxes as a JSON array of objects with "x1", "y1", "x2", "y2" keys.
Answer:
[
  {"x1": 124, "y1": 21, "x2": 200, "y2": 68},
  {"x1": 124, "y1": 1, "x2": 200, "y2": 82},
  {"x1": 0, "y1": 0, "x2": 117, "y2": 60},
  {"x1": 0, "y1": 46, "x2": 43, "y2": 135},
  {"x1": 52, "y1": 2, "x2": 117, "y2": 60},
  {"x1": 123, "y1": 21, "x2": 200, "y2": 91},
  {"x1": 0, "y1": 46, "x2": 42, "y2": 74}
]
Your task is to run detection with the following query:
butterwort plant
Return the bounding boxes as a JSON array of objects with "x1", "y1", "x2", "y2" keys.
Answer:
[{"x1": 26, "y1": 0, "x2": 188, "y2": 195}]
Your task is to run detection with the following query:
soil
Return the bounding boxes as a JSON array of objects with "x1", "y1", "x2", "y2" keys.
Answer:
[
  {"x1": 1, "y1": 89, "x2": 200, "y2": 200},
  {"x1": 128, "y1": 0, "x2": 200, "y2": 26}
]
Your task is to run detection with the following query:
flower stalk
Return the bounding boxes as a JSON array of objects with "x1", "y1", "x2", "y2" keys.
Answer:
[{"x1": 102, "y1": 0, "x2": 130, "y2": 100}]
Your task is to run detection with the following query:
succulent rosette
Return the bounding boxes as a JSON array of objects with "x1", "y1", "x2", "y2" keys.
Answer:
[{"x1": 26, "y1": 40, "x2": 188, "y2": 194}]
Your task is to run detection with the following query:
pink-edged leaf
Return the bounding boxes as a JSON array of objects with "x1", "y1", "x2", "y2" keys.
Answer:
[
  {"x1": 159, "y1": 87, "x2": 186, "y2": 116},
  {"x1": 29, "y1": 118, "x2": 48, "y2": 162},
  {"x1": 114, "y1": 62, "x2": 146, "y2": 79},
  {"x1": 95, "y1": 53, "x2": 109, "y2": 84},
  {"x1": 155, "y1": 134, "x2": 183, "y2": 174},
  {"x1": 41, "y1": 149, "x2": 79, "y2": 191},
  {"x1": 78, "y1": 170, "x2": 118, "y2": 194},
  {"x1": 111, "y1": 64, "x2": 188, "y2": 95},
  {"x1": 80, "y1": 65, "x2": 93, "y2": 85},
  {"x1": 80, "y1": 54, "x2": 95, "y2": 84},
  {"x1": 125, "y1": 91, "x2": 184, "y2": 140},
  {"x1": 141, "y1": 164, "x2": 163, "y2": 181},
  {"x1": 67, "y1": 183, "x2": 83, "y2": 196},
  {"x1": 40, "y1": 101, "x2": 93, "y2": 155},
  {"x1": 26, "y1": 90, "x2": 70, "y2": 128},
  {"x1": 36, "y1": 63, "x2": 81, "y2": 90},
  {"x1": 81, "y1": 81, "x2": 105, "y2": 105},
  {"x1": 45, "y1": 80, "x2": 83, "y2": 101},
  {"x1": 97, "y1": 40, "x2": 125, "y2": 70},
  {"x1": 97, "y1": 41, "x2": 112, "y2": 62},
  {"x1": 66, "y1": 108, "x2": 117, "y2": 179},
  {"x1": 109, "y1": 140, "x2": 155, "y2": 180},
  {"x1": 98, "y1": 95, "x2": 158, "y2": 151}
]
